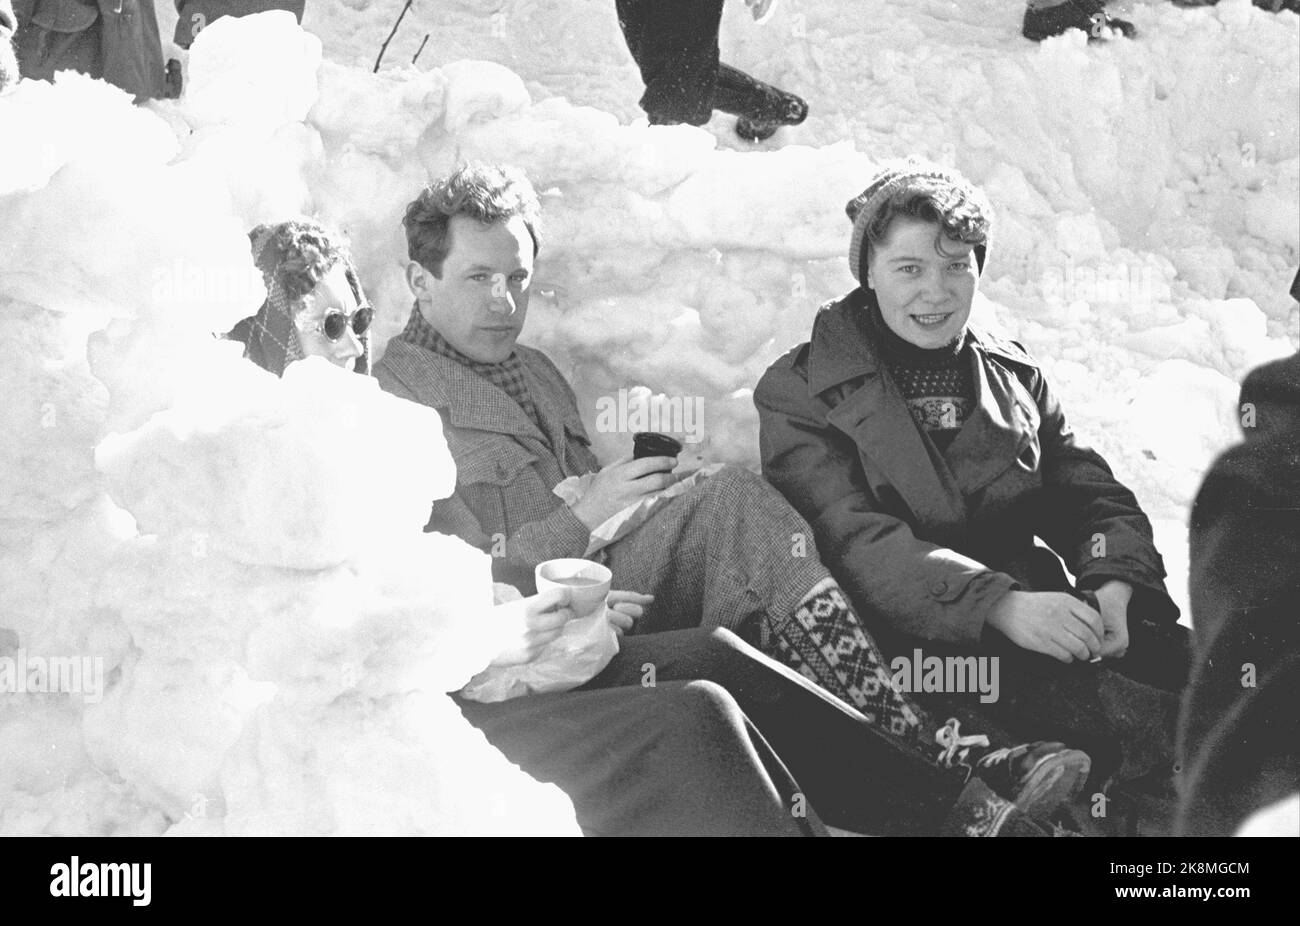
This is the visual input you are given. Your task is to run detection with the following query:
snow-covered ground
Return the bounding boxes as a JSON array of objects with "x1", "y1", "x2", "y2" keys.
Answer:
[{"x1": 1, "y1": 1, "x2": 1296, "y2": 835}]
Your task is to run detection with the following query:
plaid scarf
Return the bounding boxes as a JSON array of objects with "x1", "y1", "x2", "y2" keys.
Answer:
[{"x1": 397, "y1": 305, "x2": 542, "y2": 430}]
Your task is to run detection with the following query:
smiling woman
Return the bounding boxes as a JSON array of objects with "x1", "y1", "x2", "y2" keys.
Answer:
[{"x1": 755, "y1": 159, "x2": 1191, "y2": 824}]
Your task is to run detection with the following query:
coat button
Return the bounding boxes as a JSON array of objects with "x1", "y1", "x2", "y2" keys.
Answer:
[
  {"x1": 930, "y1": 580, "x2": 949, "y2": 596},
  {"x1": 495, "y1": 462, "x2": 508, "y2": 480}
]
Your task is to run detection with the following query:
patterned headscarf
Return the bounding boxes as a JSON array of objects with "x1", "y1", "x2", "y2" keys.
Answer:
[{"x1": 230, "y1": 220, "x2": 372, "y2": 377}]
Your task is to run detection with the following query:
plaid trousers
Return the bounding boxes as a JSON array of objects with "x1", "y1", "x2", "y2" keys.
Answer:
[{"x1": 602, "y1": 465, "x2": 832, "y2": 640}]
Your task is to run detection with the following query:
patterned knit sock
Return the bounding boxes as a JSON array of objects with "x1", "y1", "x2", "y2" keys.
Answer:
[{"x1": 770, "y1": 577, "x2": 934, "y2": 751}]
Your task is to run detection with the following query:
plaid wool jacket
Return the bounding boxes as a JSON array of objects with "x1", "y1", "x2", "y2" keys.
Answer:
[{"x1": 374, "y1": 336, "x2": 601, "y2": 592}]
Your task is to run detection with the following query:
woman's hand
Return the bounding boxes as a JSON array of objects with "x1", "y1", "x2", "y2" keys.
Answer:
[
  {"x1": 1093, "y1": 579, "x2": 1133, "y2": 659},
  {"x1": 570, "y1": 455, "x2": 677, "y2": 531},
  {"x1": 488, "y1": 586, "x2": 575, "y2": 667},
  {"x1": 987, "y1": 591, "x2": 1104, "y2": 663},
  {"x1": 604, "y1": 590, "x2": 654, "y2": 636}
]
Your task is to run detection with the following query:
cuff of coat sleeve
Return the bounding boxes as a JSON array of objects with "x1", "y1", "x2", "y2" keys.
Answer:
[
  {"x1": 1076, "y1": 564, "x2": 1180, "y2": 621},
  {"x1": 966, "y1": 571, "x2": 1020, "y2": 647},
  {"x1": 519, "y1": 504, "x2": 593, "y2": 567},
  {"x1": 1076, "y1": 569, "x2": 1180, "y2": 623}
]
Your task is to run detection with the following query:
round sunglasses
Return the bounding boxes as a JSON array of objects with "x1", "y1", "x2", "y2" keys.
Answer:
[{"x1": 308, "y1": 305, "x2": 374, "y2": 341}]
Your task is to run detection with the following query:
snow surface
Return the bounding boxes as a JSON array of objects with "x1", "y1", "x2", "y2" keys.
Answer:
[{"x1": 1, "y1": 1, "x2": 1296, "y2": 835}]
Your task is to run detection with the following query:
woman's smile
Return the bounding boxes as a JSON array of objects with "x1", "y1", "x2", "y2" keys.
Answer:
[{"x1": 910, "y1": 311, "x2": 953, "y2": 328}]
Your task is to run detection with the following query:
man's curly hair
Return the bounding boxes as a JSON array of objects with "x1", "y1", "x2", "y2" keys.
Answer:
[
  {"x1": 249, "y1": 218, "x2": 356, "y2": 302},
  {"x1": 403, "y1": 163, "x2": 542, "y2": 278}
]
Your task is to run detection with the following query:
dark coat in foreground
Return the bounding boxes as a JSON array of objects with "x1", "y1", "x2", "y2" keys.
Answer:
[{"x1": 1177, "y1": 351, "x2": 1300, "y2": 836}]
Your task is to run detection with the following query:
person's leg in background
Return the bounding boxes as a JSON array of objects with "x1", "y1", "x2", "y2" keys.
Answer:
[
  {"x1": 612, "y1": 0, "x2": 807, "y2": 139},
  {"x1": 613, "y1": 0, "x2": 723, "y2": 125},
  {"x1": 1022, "y1": 0, "x2": 1135, "y2": 42},
  {"x1": 458, "y1": 679, "x2": 826, "y2": 836},
  {"x1": 13, "y1": 0, "x2": 103, "y2": 85}
]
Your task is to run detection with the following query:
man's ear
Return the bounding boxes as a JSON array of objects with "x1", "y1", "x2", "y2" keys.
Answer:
[
  {"x1": 405, "y1": 260, "x2": 432, "y2": 298},
  {"x1": 864, "y1": 265, "x2": 875, "y2": 291}
]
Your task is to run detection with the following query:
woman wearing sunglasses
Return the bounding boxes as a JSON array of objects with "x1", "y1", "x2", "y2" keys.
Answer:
[{"x1": 225, "y1": 218, "x2": 374, "y2": 375}]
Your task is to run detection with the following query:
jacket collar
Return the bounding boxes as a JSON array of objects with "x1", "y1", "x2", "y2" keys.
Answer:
[
  {"x1": 378, "y1": 337, "x2": 559, "y2": 441},
  {"x1": 806, "y1": 288, "x2": 878, "y2": 395},
  {"x1": 811, "y1": 288, "x2": 1038, "y2": 527},
  {"x1": 806, "y1": 288, "x2": 1032, "y2": 393}
]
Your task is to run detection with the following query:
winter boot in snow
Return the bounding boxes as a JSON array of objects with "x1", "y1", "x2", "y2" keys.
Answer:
[
  {"x1": 713, "y1": 63, "x2": 808, "y2": 142},
  {"x1": 1023, "y1": 0, "x2": 1136, "y2": 41}
]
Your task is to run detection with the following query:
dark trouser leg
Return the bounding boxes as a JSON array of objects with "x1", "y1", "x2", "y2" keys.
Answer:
[
  {"x1": 1111, "y1": 617, "x2": 1191, "y2": 692},
  {"x1": 614, "y1": 0, "x2": 724, "y2": 124},
  {"x1": 892, "y1": 618, "x2": 1188, "y2": 786},
  {"x1": 457, "y1": 680, "x2": 825, "y2": 836},
  {"x1": 585, "y1": 628, "x2": 965, "y2": 835},
  {"x1": 606, "y1": 467, "x2": 831, "y2": 634}
]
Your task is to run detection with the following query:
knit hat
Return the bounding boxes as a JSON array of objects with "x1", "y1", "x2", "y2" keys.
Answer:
[
  {"x1": 233, "y1": 221, "x2": 371, "y2": 377},
  {"x1": 845, "y1": 159, "x2": 990, "y2": 282}
]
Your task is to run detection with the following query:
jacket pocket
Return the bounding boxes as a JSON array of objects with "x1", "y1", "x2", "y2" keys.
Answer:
[
  {"x1": 457, "y1": 440, "x2": 538, "y2": 488},
  {"x1": 455, "y1": 441, "x2": 541, "y2": 538}
]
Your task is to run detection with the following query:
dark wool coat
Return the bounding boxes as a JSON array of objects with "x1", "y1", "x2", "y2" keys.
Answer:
[
  {"x1": 14, "y1": 0, "x2": 165, "y2": 100},
  {"x1": 374, "y1": 336, "x2": 599, "y2": 592},
  {"x1": 754, "y1": 287, "x2": 1178, "y2": 649},
  {"x1": 1177, "y1": 350, "x2": 1300, "y2": 836}
]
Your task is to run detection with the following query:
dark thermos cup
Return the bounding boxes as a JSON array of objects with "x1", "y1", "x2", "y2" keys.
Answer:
[{"x1": 632, "y1": 432, "x2": 683, "y2": 460}]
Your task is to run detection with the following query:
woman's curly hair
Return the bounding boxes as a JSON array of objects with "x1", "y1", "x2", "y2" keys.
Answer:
[
  {"x1": 403, "y1": 163, "x2": 542, "y2": 277},
  {"x1": 249, "y1": 218, "x2": 355, "y2": 302}
]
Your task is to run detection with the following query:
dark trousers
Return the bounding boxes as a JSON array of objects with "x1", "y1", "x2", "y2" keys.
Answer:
[
  {"x1": 458, "y1": 675, "x2": 825, "y2": 837},
  {"x1": 583, "y1": 628, "x2": 969, "y2": 835},
  {"x1": 615, "y1": 0, "x2": 724, "y2": 124},
  {"x1": 887, "y1": 616, "x2": 1191, "y2": 788}
]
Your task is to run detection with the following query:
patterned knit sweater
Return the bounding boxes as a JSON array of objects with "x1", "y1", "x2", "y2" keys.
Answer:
[{"x1": 865, "y1": 302, "x2": 974, "y2": 454}]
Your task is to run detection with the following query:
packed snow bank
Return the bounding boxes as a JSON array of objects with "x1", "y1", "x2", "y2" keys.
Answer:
[
  {"x1": 275, "y1": 1, "x2": 1299, "y2": 473},
  {"x1": 287, "y1": 0, "x2": 1299, "y2": 320},
  {"x1": 0, "y1": 14, "x2": 579, "y2": 836},
  {"x1": 1, "y1": 4, "x2": 1295, "y2": 834}
]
